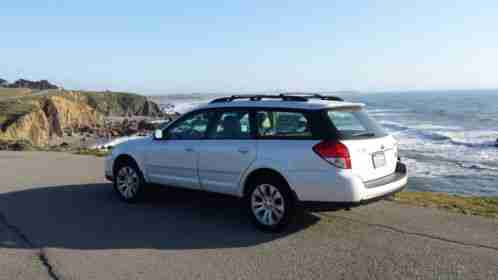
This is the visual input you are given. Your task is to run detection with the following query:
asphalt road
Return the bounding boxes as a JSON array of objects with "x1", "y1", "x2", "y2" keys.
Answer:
[{"x1": 0, "y1": 151, "x2": 496, "y2": 280}]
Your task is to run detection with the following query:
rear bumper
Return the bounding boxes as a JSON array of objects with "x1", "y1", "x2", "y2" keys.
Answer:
[
  {"x1": 359, "y1": 162, "x2": 407, "y2": 201},
  {"x1": 299, "y1": 162, "x2": 407, "y2": 211},
  {"x1": 299, "y1": 184, "x2": 405, "y2": 211},
  {"x1": 364, "y1": 162, "x2": 407, "y2": 189}
]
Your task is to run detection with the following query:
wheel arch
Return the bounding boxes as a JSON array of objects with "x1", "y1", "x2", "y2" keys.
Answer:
[
  {"x1": 113, "y1": 154, "x2": 143, "y2": 178},
  {"x1": 241, "y1": 168, "x2": 298, "y2": 202}
]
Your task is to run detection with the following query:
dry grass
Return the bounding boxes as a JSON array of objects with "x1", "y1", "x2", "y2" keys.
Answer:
[
  {"x1": 0, "y1": 139, "x2": 110, "y2": 157},
  {"x1": 0, "y1": 99, "x2": 38, "y2": 128},
  {"x1": 0, "y1": 88, "x2": 33, "y2": 100},
  {"x1": 393, "y1": 191, "x2": 498, "y2": 220},
  {"x1": 72, "y1": 148, "x2": 110, "y2": 157}
]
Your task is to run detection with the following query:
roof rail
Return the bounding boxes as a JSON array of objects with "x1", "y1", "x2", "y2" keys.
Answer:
[
  {"x1": 209, "y1": 94, "x2": 344, "y2": 104},
  {"x1": 284, "y1": 93, "x2": 344, "y2": 102},
  {"x1": 209, "y1": 94, "x2": 307, "y2": 103}
]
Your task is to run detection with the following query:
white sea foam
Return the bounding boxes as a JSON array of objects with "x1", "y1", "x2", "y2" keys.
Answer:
[
  {"x1": 368, "y1": 108, "x2": 411, "y2": 113},
  {"x1": 439, "y1": 130, "x2": 498, "y2": 147},
  {"x1": 402, "y1": 153, "x2": 498, "y2": 180},
  {"x1": 171, "y1": 101, "x2": 209, "y2": 114},
  {"x1": 376, "y1": 117, "x2": 498, "y2": 190},
  {"x1": 379, "y1": 120, "x2": 497, "y2": 148},
  {"x1": 367, "y1": 109, "x2": 412, "y2": 117}
]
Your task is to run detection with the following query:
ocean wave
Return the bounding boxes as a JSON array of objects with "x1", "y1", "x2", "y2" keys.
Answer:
[
  {"x1": 417, "y1": 131, "x2": 452, "y2": 141},
  {"x1": 441, "y1": 130, "x2": 498, "y2": 148},
  {"x1": 368, "y1": 108, "x2": 411, "y2": 113},
  {"x1": 379, "y1": 121, "x2": 411, "y2": 131},
  {"x1": 380, "y1": 121, "x2": 497, "y2": 148},
  {"x1": 367, "y1": 109, "x2": 412, "y2": 117},
  {"x1": 449, "y1": 139, "x2": 496, "y2": 148},
  {"x1": 403, "y1": 156, "x2": 498, "y2": 182},
  {"x1": 455, "y1": 162, "x2": 498, "y2": 172}
]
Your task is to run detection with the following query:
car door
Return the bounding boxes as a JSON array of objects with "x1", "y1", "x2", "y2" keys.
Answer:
[
  {"x1": 197, "y1": 109, "x2": 257, "y2": 195},
  {"x1": 145, "y1": 110, "x2": 214, "y2": 190}
]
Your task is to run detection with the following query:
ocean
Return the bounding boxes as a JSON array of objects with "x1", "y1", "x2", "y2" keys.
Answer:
[{"x1": 151, "y1": 90, "x2": 498, "y2": 196}]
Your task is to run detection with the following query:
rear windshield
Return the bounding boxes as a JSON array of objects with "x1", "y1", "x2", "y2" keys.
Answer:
[{"x1": 326, "y1": 107, "x2": 387, "y2": 139}]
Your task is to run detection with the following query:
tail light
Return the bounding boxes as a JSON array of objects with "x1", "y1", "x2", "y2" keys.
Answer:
[{"x1": 312, "y1": 140, "x2": 352, "y2": 169}]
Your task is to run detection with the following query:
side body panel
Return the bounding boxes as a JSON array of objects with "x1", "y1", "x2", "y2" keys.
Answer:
[
  {"x1": 144, "y1": 139, "x2": 201, "y2": 190},
  {"x1": 197, "y1": 140, "x2": 257, "y2": 196}
]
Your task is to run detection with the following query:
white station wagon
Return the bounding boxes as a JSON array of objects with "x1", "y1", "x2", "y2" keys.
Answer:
[{"x1": 105, "y1": 94, "x2": 407, "y2": 231}]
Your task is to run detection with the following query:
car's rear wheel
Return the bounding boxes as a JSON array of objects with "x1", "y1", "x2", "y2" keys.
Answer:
[
  {"x1": 113, "y1": 160, "x2": 145, "y2": 203},
  {"x1": 246, "y1": 177, "x2": 295, "y2": 232}
]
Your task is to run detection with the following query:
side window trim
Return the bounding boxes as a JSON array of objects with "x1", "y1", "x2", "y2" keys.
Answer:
[{"x1": 204, "y1": 110, "x2": 221, "y2": 140}]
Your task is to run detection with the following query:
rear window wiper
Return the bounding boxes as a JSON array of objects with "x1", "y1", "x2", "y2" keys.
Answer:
[{"x1": 351, "y1": 132, "x2": 375, "y2": 137}]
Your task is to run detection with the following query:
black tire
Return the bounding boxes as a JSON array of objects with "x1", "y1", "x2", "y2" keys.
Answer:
[
  {"x1": 245, "y1": 176, "x2": 296, "y2": 232},
  {"x1": 113, "y1": 159, "x2": 146, "y2": 203}
]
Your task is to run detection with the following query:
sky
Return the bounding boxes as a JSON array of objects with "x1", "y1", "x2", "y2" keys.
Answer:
[{"x1": 1, "y1": 1, "x2": 498, "y2": 94}]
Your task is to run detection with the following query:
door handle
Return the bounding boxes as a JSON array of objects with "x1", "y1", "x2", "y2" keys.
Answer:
[
  {"x1": 238, "y1": 148, "x2": 249, "y2": 154},
  {"x1": 185, "y1": 147, "x2": 194, "y2": 152}
]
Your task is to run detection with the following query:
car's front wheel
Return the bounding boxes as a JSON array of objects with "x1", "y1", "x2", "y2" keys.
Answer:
[
  {"x1": 113, "y1": 160, "x2": 145, "y2": 203},
  {"x1": 246, "y1": 177, "x2": 295, "y2": 232}
]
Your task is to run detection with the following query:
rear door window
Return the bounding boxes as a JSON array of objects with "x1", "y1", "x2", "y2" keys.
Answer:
[
  {"x1": 327, "y1": 107, "x2": 387, "y2": 139},
  {"x1": 256, "y1": 111, "x2": 312, "y2": 139}
]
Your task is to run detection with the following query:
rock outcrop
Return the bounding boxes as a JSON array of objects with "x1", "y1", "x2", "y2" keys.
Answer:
[
  {"x1": 0, "y1": 94, "x2": 101, "y2": 145},
  {"x1": 77, "y1": 91, "x2": 163, "y2": 117}
]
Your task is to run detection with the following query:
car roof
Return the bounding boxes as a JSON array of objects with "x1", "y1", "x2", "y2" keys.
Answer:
[{"x1": 197, "y1": 99, "x2": 364, "y2": 111}]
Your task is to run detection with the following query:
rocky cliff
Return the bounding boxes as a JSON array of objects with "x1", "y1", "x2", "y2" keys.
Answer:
[{"x1": 0, "y1": 90, "x2": 163, "y2": 146}]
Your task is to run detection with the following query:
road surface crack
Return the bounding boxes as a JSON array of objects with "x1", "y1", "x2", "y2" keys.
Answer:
[
  {"x1": 319, "y1": 213, "x2": 498, "y2": 252},
  {"x1": 0, "y1": 212, "x2": 61, "y2": 280}
]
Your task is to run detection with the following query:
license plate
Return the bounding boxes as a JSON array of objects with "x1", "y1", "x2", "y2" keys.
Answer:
[{"x1": 372, "y1": 152, "x2": 386, "y2": 168}]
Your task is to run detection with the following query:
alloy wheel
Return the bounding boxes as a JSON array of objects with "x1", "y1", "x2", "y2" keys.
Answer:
[
  {"x1": 116, "y1": 166, "x2": 140, "y2": 199},
  {"x1": 251, "y1": 184, "x2": 285, "y2": 226}
]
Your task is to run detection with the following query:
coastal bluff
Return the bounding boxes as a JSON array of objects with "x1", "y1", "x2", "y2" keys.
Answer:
[{"x1": 0, "y1": 89, "x2": 163, "y2": 146}]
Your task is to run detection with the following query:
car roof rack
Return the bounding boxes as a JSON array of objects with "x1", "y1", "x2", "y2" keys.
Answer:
[
  {"x1": 210, "y1": 94, "x2": 307, "y2": 103},
  {"x1": 287, "y1": 93, "x2": 344, "y2": 102},
  {"x1": 209, "y1": 94, "x2": 343, "y2": 104}
]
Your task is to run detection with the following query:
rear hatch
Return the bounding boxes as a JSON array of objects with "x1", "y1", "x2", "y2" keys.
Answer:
[{"x1": 325, "y1": 107, "x2": 398, "y2": 182}]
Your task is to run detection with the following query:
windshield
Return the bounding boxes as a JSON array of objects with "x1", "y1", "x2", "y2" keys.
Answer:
[{"x1": 326, "y1": 107, "x2": 387, "y2": 139}]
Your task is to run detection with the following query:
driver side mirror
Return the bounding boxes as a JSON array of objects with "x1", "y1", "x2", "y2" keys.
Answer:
[{"x1": 153, "y1": 129, "x2": 165, "y2": 140}]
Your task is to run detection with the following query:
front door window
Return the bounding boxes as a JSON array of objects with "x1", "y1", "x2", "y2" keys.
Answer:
[{"x1": 167, "y1": 111, "x2": 213, "y2": 140}]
